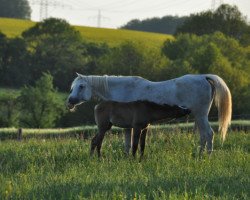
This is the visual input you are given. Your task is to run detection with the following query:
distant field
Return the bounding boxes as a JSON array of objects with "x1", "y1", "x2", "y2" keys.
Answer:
[
  {"x1": 0, "y1": 131, "x2": 249, "y2": 199},
  {"x1": 0, "y1": 17, "x2": 172, "y2": 48},
  {"x1": 0, "y1": 18, "x2": 34, "y2": 37}
]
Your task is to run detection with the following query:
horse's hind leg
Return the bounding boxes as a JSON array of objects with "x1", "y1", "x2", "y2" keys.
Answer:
[
  {"x1": 124, "y1": 128, "x2": 132, "y2": 155},
  {"x1": 139, "y1": 128, "x2": 147, "y2": 159},
  {"x1": 196, "y1": 116, "x2": 214, "y2": 156},
  {"x1": 206, "y1": 127, "x2": 214, "y2": 155}
]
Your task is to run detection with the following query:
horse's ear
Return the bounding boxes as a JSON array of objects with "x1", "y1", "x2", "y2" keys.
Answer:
[{"x1": 76, "y1": 72, "x2": 81, "y2": 77}]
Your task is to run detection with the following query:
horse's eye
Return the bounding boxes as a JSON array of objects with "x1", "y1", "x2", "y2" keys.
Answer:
[{"x1": 79, "y1": 85, "x2": 85, "y2": 90}]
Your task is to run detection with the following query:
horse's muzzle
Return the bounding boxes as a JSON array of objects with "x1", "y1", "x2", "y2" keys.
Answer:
[
  {"x1": 66, "y1": 97, "x2": 86, "y2": 111},
  {"x1": 66, "y1": 97, "x2": 79, "y2": 110},
  {"x1": 68, "y1": 97, "x2": 79, "y2": 105},
  {"x1": 67, "y1": 103, "x2": 75, "y2": 110}
]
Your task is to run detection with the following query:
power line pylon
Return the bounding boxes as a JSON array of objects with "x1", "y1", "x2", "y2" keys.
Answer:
[
  {"x1": 30, "y1": 0, "x2": 69, "y2": 21},
  {"x1": 211, "y1": 0, "x2": 224, "y2": 11},
  {"x1": 88, "y1": 10, "x2": 109, "y2": 28},
  {"x1": 39, "y1": 0, "x2": 48, "y2": 20}
]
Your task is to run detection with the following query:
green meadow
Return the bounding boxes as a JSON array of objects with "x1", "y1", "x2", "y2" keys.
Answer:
[
  {"x1": 0, "y1": 17, "x2": 249, "y2": 200},
  {"x1": 0, "y1": 129, "x2": 249, "y2": 199},
  {"x1": 0, "y1": 17, "x2": 172, "y2": 48}
]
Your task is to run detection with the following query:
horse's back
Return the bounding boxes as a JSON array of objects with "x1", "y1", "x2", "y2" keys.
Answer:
[
  {"x1": 98, "y1": 74, "x2": 214, "y2": 117},
  {"x1": 171, "y1": 74, "x2": 213, "y2": 109}
]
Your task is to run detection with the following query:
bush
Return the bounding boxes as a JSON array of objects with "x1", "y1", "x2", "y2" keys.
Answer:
[
  {"x1": 19, "y1": 73, "x2": 65, "y2": 128},
  {"x1": 0, "y1": 91, "x2": 19, "y2": 127}
]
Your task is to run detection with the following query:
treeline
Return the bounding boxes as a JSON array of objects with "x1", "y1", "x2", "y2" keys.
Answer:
[
  {"x1": 0, "y1": 0, "x2": 31, "y2": 20},
  {"x1": 0, "y1": 4, "x2": 250, "y2": 128},
  {"x1": 120, "y1": 16, "x2": 187, "y2": 35},
  {"x1": 122, "y1": 4, "x2": 250, "y2": 46}
]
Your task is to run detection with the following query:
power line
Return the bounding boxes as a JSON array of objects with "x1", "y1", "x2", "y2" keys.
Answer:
[{"x1": 68, "y1": 0, "x2": 194, "y2": 14}]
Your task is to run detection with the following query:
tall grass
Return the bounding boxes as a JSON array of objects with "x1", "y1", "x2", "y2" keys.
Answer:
[{"x1": 0, "y1": 131, "x2": 249, "y2": 199}]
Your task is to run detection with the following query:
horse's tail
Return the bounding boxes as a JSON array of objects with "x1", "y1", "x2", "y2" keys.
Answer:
[{"x1": 206, "y1": 75, "x2": 232, "y2": 141}]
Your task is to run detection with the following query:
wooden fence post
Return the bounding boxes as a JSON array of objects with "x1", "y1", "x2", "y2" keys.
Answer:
[{"x1": 17, "y1": 128, "x2": 22, "y2": 141}]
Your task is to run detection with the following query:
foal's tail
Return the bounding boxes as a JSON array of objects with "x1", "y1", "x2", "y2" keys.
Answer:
[{"x1": 206, "y1": 75, "x2": 232, "y2": 141}]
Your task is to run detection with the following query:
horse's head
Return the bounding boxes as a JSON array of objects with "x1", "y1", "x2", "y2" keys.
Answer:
[{"x1": 67, "y1": 73, "x2": 92, "y2": 110}]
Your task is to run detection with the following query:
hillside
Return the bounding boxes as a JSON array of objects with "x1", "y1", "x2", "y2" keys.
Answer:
[{"x1": 0, "y1": 17, "x2": 172, "y2": 48}]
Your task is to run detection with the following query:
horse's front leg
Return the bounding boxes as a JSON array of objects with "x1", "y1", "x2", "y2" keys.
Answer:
[
  {"x1": 139, "y1": 128, "x2": 148, "y2": 160},
  {"x1": 132, "y1": 128, "x2": 141, "y2": 157},
  {"x1": 124, "y1": 128, "x2": 132, "y2": 155}
]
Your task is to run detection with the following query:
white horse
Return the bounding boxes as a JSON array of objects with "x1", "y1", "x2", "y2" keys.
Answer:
[{"x1": 67, "y1": 74, "x2": 232, "y2": 155}]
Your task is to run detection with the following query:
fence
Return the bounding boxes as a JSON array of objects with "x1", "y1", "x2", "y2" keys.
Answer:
[{"x1": 0, "y1": 120, "x2": 249, "y2": 141}]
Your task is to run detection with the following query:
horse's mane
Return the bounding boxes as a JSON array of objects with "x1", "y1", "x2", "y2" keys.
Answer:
[
  {"x1": 72, "y1": 74, "x2": 145, "y2": 99},
  {"x1": 71, "y1": 75, "x2": 110, "y2": 98},
  {"x1": 84, "y1": 75, "x2": 109, "y2": 96}
]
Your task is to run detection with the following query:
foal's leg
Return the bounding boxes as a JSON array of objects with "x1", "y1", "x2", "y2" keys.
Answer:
[
  {"x1": 90, "y1": 132, "x2": 103, "y2": 157},
  {"x1": 139, "y1": 128, "x2": 147, "y2": 159},
  {"x1": 90, "y1": 123, "x2": 112, "y2": 157},
  {"x1": 96, "y1": 130, "x2": 107, "y2": 158},
  {"x1": 132, "y1": 128, "x2": 141, "y2": 157},
  {"x1": 124, "y1": 128, "x2": 132, "y2": 154}
]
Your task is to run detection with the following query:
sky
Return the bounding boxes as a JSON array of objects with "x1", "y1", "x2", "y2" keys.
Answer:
[{"x1": 29, "y1": 0, "x2": 250, "y2": 29}]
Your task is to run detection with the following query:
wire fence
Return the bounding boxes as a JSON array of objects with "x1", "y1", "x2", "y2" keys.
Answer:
[
  {"x1": 1, "y1": 118, "x2": 250, "y2": 141},
  {"x1": 165, "y1": 114, "x2": 250, "y2": 124}
]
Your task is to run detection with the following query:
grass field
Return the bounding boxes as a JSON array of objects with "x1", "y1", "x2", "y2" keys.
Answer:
[
  {"x1": 0, "y1": 130, "x2": 249, "y2": 199},
  {"x1": 0, "y1": 17, "x2": 172, "y2": 48}
]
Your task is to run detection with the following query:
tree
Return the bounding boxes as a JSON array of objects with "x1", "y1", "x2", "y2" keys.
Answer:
[
  {"x1": 0, "y1": 0, "x2": 31, "y2": 19},
  {"x1": 121, "y1": 16, "x2": 187, "y2": 34},
  {"x1": 97, "y1": 41, "x2": 144, "y2": 76},
  {"x1": 0, "y1": 32, "x2": 7, "y2": 79},
  {"x1": 0, "y1": 37, "x2": 30, "y2": 87},
  {"x1": 22, "y1": 18, "x2": 89, "y2": 91},
  {"x1": 176, "y1": 4, "x2": 250, "y2": 46},
  {"x1": 19, "y1": 73, "x2": 65, "y2": 128},
  {"x1": 161, "y1": 32, "x2": 250, "y2": 114},
  {"x1": 0, "y1": 92, "x2": 20, "y2": 127}
]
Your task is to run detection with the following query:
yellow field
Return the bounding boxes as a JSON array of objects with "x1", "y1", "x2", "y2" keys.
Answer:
[
  {"x1": 0, "y1": 17, "x2": 172, "y2": 48},
  {"x1": 0, "y1": 18, "x2": 35, "y2": 37}
]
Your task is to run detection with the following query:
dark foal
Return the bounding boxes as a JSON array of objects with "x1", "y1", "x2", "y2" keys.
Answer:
[{"x1": 90, "y1": 101, "x2": 191, "y2": 158}]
